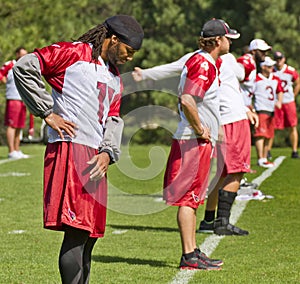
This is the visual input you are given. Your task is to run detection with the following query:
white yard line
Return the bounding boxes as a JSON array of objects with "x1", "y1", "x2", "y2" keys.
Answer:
[
  {"x1": 0, "y1": 158, "x2": 16, "y2": 165},
  {"x1": 0, "y1": 157, "x2": 32, "y2": 165},
  {"x1": 169, "y1": 156, "x2": 286, "y2": 284},
  {"x1": 0, "y1": 157, "x2": 32, "y2": 177},
  {"x1": 0, "y1": 172, "x2": 31, "y2": 177}
]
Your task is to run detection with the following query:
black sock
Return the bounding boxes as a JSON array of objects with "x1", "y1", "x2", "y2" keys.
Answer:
[
  {"x1": 183, "y1": 251, "x2": 195, "y2": 259},
  {"x1": 204, "y1": 210, "x2": 215, "y2": 222},
  {"x1": 216, "y1": 189, "x2": 237, "y2": 219}
]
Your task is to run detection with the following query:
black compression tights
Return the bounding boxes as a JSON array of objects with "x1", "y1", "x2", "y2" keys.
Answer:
[{"x1": 59, "y1": 226, "x2": 97, "y2": 284}]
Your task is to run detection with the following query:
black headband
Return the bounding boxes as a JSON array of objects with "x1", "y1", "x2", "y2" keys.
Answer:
[{"x1": 104, "y1": 15, "x2": 144, "y2": 50}]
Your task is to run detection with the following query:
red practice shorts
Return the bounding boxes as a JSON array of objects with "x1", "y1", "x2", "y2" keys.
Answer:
[
  {"x1": 254, "y1": 113, "x2": 274, "y2": 139},
  {"x1": 217, "y1": 119, "x2": 251, "y2": 177},
  {"x1": 274, "y1": 101, "x2": 298, "y2": 129},
  {"x1": 4, "y1": 100, "x2": 26, "y2": 128},
  {"x1": 44, "y1": 142, "x2": 107, "y2": 238},
  {"x1": 163, "y1": 138, "x2": 212, "y2": 209}
]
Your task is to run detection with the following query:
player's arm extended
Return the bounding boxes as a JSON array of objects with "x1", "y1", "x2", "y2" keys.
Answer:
[
  {"x1": 180, "y1": 94, "x2": 210, "y2": 140},
  {"x1": 133, "y1": 52, "x2": 194, "y2": 81}
]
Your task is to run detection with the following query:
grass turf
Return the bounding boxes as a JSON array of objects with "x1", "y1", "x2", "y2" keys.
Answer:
[{"x1": 0, "y1": 144, "x2": 299, "y2": 283}]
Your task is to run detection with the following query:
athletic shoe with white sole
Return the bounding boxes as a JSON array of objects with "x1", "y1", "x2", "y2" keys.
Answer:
[
  {"x1": 239, "y1": 178, "x2": 258, "y2": 190},
  {"x1": 196, "y1": 220, "x2": 214, "y2": 234},
  {"x1": 179, "y1": 253, "x2": 221, "y2": 270},
  {"x1": 194, "y1": 248, "x2": 223, "y2": 266},
  {"x1": 17, "y1": 151, "x2": 29, "y2": 159},
  {"x1": 258, "y1": 159, "x2": 274, "y2": 168},
  {"x1": 8, "y1": 151, "x2": 22, "y2": 160}
]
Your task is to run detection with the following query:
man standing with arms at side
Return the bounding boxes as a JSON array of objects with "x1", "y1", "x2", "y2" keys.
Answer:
[
  {"x1": 0, "y1": 47, "x2": 29, "y2": 159},
  {"x1": 253, "y1": 57, "x2": 283, "y2": 168},
  {"x1": 270, "y1": 51, "x2": 300, "y2": 158}
]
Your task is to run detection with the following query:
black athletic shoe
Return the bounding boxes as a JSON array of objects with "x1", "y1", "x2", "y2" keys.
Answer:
[
  {"x1": 194, "y1": 248, "x2": 223, "y2": 266},
  {"x1": 267, "y1": 150, "x2": 272, "y2": 160},
  {"x1": 196, "y1": 220, "x2": 214, "y2": 234},
  {"x1": 179, "y1": 254, "x2": 221, "y2": 270},
  {"x1": 291, "y1": 151, "x2": 300, "y2": 159},
  {"x1": 214, "y1": 217, "x2": 249, "y2": 236}
]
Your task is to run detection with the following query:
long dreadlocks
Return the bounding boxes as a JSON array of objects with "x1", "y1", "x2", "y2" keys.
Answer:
[{"x1": 77, "y1": 24, "x2": 109, "y2": 61}]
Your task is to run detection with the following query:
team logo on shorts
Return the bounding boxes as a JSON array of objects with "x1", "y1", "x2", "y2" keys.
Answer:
[
  {"x1": 192, "y1": 191, "x2": 200, "y2": 203},
  {"x1": 244, "y1": 162, "x2": 250, "y2": 170},
  {"x1": 68, "y1": 208, "x2": 76, "y2": 221}
]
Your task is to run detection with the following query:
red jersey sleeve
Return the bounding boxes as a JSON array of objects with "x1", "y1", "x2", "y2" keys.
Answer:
[
  {"x1": 181, "y1": 54, "x2": 217, "y2": 98},
  {"x1": 237, "y1": 54, "x2": 256, "y2": 82},
  {"x1": 287, "y1": 66, "x2": 299, "y2": 82},
  {"x1": 0, "y1": 61, "x2": 14, "y2": 80}
]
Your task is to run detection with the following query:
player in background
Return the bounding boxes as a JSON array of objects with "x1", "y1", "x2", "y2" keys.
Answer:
[
  {"x1": 163, "y1": 19, "x2": 240, "y2": 270},
  {"x1": 237, "y1": 39, "x2": 272, "y2": 109},
  {"x1": 13, "y1": 15, "x2": 143, "y2": 284},
  {"x1": 198, "y1": 53, "x2": 258, "y2": 236},
  {"x1": 0, "y1": 47, "x2": 29, "y2": 159},
  {"x1": 268, "y1": 51, "x2": 300, "y2": 159},
  {"x1": 253, "y1": 57, "x2": 283, "y2": 168}
]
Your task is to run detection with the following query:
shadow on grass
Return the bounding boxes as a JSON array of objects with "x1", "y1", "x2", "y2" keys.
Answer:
[
  {"x1": 92, "y1": 255, "x2": 173, "y2": 268},
  {"x1": 108, "y1": 224, "x2": 178, "y2": 233}
]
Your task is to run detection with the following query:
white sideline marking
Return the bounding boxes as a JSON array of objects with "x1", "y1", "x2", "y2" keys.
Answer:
[
  {"x1": 0, "y1": 159, "x2": 16, "y2": 165},
  {"x1": 0, "y1": 172, "x2": 31, "y2": 177},
  {"x1": 8, "y1": 230, "x2": 26, "y2": 234},
  {"x1": 169, "y1": 156, "x2": 286, "y2": 284},
  {"x1": 154, "y1": 197, "x2": 164, "y2": 202},
  {"x1": 0, "y1": 156, "x2": 32, "y2": 165},
  {"x1": 112, "y1": 230, "x2": 128, "y2": 235}
]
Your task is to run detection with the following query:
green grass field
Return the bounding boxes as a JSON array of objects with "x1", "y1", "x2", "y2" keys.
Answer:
[{"x1": 0, "y1": 144, "x2": 299, "y2": 283}]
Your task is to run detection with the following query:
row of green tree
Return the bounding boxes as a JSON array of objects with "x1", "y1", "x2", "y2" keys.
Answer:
[{"x1": 0, "y1": 0, "x2": 299, "y2": 146}]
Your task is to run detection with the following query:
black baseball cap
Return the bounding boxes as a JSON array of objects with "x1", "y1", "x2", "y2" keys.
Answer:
[
  {"x1": 104, "y1": 15, "x2": 144, "y2": 50},
  {"x1": 201, "y1": 19, "x2": 240, "y2": 39},
  {"x1": 273, "y1": 51, "x2": 285, "y2": 60}
]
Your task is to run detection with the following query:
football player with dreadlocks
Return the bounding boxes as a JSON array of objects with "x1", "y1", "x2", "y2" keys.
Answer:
[{"x1": 13, "y1": 15, "x2": 144, "y2": 283}]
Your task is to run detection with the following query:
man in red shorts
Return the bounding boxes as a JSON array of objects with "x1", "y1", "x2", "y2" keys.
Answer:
[
  {"x1": 13, "y1": 15, "x2": 143, "y2": 283},
  {"x1": 163, "y1": 19, "x2": 240, "y2": 270},
  {"x1": 271, "y1": 51, "x2": 300, "y2": 158},
  {"x1": 0, "y1": 47, "x2": 29, "y2": 159}
]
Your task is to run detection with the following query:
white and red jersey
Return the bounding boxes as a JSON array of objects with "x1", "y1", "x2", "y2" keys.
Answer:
[
  {"x1": 174, "y1": 50, "x2": 220, "y2": 144},
  {"x1": 253, "y1": 73, "x2": 283, "y2": 112},
  {"x1": 218, "y1": 53, "x2": 248, "y2": 125},
  {"x1": 0, "y1": 60, "x2": 22, "y2": 100},
  {"x1": 273, "y1": 64, "x2": 299, "y2": 104},
  {"x1": 34, "y1": 42, "x2": 122, "y2": 149},
  {"x1": 237, "y1": 53, "x2": 257, "y2": 106}
]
